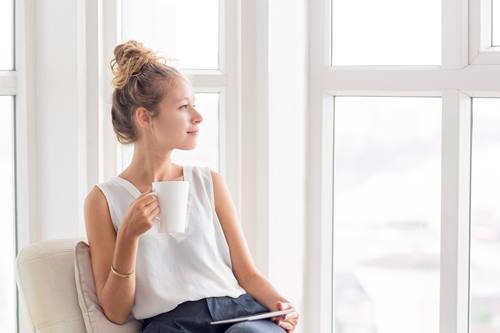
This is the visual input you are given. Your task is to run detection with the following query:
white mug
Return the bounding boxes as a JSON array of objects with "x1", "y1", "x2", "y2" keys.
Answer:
[{"x1": 152, "y1": 180, "x2": 189, "y2": 237}]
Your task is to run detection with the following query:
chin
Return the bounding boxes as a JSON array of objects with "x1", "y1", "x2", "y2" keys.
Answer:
[{"x1": 179, "y1": 143, "x2": 197, "y2": 150}]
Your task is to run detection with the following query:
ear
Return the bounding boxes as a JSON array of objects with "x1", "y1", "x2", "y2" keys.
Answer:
[{"x1": 135, "y1": 106, "x2": 153, "y2": 129}]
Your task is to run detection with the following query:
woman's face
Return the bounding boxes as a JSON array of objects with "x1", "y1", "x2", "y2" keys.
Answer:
[{"x1": 147, "y1": 77, "x2": 203, "y2": 150}]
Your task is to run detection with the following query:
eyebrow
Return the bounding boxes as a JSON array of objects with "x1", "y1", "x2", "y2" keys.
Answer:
[{"x1": 176, "y1": 96, "x2": 195, "y2": 103}]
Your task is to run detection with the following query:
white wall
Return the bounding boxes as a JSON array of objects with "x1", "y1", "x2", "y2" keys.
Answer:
[{"x1": 29, "y1": 0, "x2": 86, "y2": 241}]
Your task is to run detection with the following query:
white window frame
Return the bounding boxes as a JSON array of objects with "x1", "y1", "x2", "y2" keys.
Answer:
[
  {"x1": 305, "y1": 0, "x2": 500, "y2": 333},
  {"x1": 8, "y1": 0, "x2": 36, "y2": 332},
  {"x1": 84, "y1": 0, "x2": 244, "y2": 214}
]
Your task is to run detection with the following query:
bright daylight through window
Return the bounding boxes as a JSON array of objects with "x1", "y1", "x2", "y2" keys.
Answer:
[
  {"x1": 333, "y1": 97, "x2": 441, "y2": 333},
  {"x1": 470, "y1": 98, "x2": 500, "y2": 333},
  {"x1": 331, "y1": 0, "x2": 441, "y2": 65}
]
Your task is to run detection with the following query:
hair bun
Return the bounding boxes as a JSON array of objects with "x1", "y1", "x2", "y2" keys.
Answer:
[{"x1": 110, "y1": 40, "x2": 166, "y2": 89}]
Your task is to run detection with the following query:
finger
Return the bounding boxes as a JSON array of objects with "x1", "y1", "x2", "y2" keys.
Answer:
[
  {"x1": 147, "y1": 206, "x2": 160, "y2": 219},
  {"x1": 279, "y1": 321, "x2": 293, "y2": 330},
  {"x1": 138, "y1": 188, "x2": 154, "y2": 197},
  {"x1": 284, "y1": 313, "x2": 299, "y2": 320},
  {"x1": 135, "y1": 192, "x2": 155, "y2": 205},
  {"x1": 280, "y1": 318, "x2": 297, "y2": 327},
  {"x1": 284, "y1": 312, "x2": 298, "y2": 318},
  {"x1": 144, "y1": 201, "x2": 160, "y2": 215},
  {"x1": 143, "y1": 195, "x2": 159, "y2": 208},
  {"x1": 138, "y1": 193, "x2": 158, "y2": 206}
]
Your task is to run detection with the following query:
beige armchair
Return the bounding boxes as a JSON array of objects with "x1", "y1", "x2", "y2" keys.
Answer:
[{"x1": 15, "y1": 238, "x2": 88, "y2": 333}]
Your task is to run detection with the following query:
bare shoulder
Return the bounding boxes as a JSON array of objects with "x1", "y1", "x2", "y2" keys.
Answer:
[
  {"x1": 208, "y1": 168, "x2": 232, "y2": 210},
  {"x1": 84, "y1": 185, "x2": 107, "y2": 210},
  {"x1": 209, "y1": 169, "x2": 229, "y2": 196},
  {"x1": 209, "y1": 168, "x2": 224, "y2": 185},
  {"x1": 83, "y1": 185, "x2": 116, "y2": 240}
]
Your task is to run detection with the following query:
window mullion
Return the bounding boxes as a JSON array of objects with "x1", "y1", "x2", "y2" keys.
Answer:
[
  {"x1": 220, "y1": 0, "x2": 241, "y2": 216},
  {"x1": 440, "y1": 90, "x2": 472, "y2": 333},
  {"x1": 442, "y1": 0, "x2": 469, "y2": 69},
  {"x1": 184, "y1": 73, "x2": 226, "y2": 88},
  {"x1": 101, "y1": 0, "x2": 120, "y2": 182},
  {"x1": 0, "y1": 71, "x2": 17, "y2": 95}
]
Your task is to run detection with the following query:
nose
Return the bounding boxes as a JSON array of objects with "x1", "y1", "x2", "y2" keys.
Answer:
[{"x1": 192, "y1": 107, "x2": 203, "y2": 124}]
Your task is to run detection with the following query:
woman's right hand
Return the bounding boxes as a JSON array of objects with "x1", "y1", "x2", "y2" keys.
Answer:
[{"x1": 122, "y1": 189, "x2": 160, "y2": 239}]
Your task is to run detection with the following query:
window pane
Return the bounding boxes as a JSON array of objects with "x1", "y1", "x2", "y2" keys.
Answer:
[
  {"x1": 120, "y1": 93, "x2": 220, "y2": 172},
  {"x1": 333, "y1": 97, "x2": 441, "y2": 333},
  {"x1": 0, "y1": 0, "x2": 14, "y2": 70},
  {"x1": 470, "y1": 98, "x2": 500, "y2": 332},
  {"x1": 331, "y1": 0, "x2": 441, "y2": 66},
  {"x1": 121, "y1": 0, "x2": 219, "y2": 70},
  {"x1": 0, "y1": 96, "x2": 16, "y2": 332},
  {"x1": 494, "y1": 0, "x2": 500, "y2": 46}
]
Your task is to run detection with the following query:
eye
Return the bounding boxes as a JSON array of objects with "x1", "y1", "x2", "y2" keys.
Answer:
[{"x1": 180, "y1": 104, "x2": 189, "y2": 109}]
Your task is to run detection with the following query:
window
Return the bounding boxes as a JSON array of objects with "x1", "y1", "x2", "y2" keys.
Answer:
[
  {"x1": 331, "y1": 0, "x2": 441, "y2": 66},
  {"x1": 307, "y1": 0, "x2": 500, "y2": 332},
  {"x1": 0, "y1": 96, "x2": 16, "y2": 333},
  {"x1": 121, "y1": 0, "x2": 220, "y2": 70},
  {"x1": 470, "y1": 0, "x2": 500, "y2": 63},
  {"x1": 333, "y1": 97, "x2": 441, "y2": 333},
  {"x1": 470, "y1": 98, "x2": 500, "y2": 332}
]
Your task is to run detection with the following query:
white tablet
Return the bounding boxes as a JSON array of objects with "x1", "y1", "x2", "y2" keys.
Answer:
[{"x1": 210, "y1": 307, "x2": 296, "y2": 325}]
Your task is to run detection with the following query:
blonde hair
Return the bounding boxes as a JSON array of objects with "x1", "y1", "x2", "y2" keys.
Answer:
[{"x1": 109, "y1": 40, "x2": 185, "y2": 144}]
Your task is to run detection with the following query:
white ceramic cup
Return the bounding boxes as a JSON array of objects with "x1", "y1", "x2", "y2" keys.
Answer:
[{"x1": 152, "y1": 180, "x2": 189, "y2": 236}]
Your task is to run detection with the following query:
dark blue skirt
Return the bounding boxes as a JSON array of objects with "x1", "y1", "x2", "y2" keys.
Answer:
[{"x1": 140, "y1": 293, "x2": 286, "y2": 333}]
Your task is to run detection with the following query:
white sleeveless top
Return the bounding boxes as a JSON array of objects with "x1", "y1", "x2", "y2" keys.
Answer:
[{"x1": 95, "y1": 165, "x2": 247, "y2": 320}]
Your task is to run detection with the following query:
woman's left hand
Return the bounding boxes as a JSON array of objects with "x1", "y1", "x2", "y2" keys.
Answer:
[{"x1": 271, "y1": 301, "x2": 299, "y2": 332}]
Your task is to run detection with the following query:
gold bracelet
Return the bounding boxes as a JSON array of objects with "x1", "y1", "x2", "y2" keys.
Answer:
[{"x1": 111, "y1": 263, "x2": 134, "y2": 278}]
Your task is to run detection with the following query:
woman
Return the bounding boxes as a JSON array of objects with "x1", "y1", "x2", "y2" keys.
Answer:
[{"x1": 83, "y1": 40, "x2": 299, "y2": 333}]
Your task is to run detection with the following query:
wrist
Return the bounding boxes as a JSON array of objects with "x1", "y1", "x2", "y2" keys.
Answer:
[
  {"x1": 274, "y1": 298, "x2": 292, "y2": 310},
  {"x1": 118, "y1": 223, "x2": 139, "y2": 242}
]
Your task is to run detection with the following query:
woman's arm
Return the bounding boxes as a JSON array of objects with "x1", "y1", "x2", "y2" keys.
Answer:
[
  {"x1": 209, "y1": 170, "x2": 289, "y2": 311},
  {"x1": 84, "y1": 186, "x2": 138, "y2": 325},
  {"x1": 235, "y1": 272, "x2": 290, "y2": 311}
]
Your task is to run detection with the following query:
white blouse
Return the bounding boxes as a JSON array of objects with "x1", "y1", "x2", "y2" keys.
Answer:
[{"x1": 96, "y1": 165, "x2": 246, "y2": 320}]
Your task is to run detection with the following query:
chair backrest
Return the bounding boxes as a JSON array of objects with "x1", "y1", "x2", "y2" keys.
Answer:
[{"x1": 15, "y1": 238, "x2": 87, "y2": 333}]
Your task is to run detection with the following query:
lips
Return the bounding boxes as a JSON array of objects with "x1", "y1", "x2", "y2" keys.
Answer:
[{"x1": 187, "y1": 129, "x2": 199, "y2": 134}]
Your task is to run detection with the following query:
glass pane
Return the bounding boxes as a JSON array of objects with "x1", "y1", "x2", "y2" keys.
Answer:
[
  {"x1": 121, "y1": 0, "x2": 219, "y2": 70},
  {"x1": 333, "y1": 97, "x2": 441, "y2": 333},
  {"x1": 0, "y1": 0, "x2": 14, "y2": 70},
  {"x1": 470, "y1": 98, "x2": 500, "y2": 332},
  {"x1": 120, "y1": 92, "x2": 220, "y2": 172},
  {"x1": 493, "y1": 0, "x2": 500, "y2": 46},
  {"x1": 0, "y1": 96, "x2": 16, "y2": 332},
  {"x1": 331, "y1": 0, "x2": 441, "y2": 66}
]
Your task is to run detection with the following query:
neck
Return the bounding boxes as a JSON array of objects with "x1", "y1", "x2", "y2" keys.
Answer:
[{"x1": 122, "y1": 142, "x2": 182, "y2": 185}]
